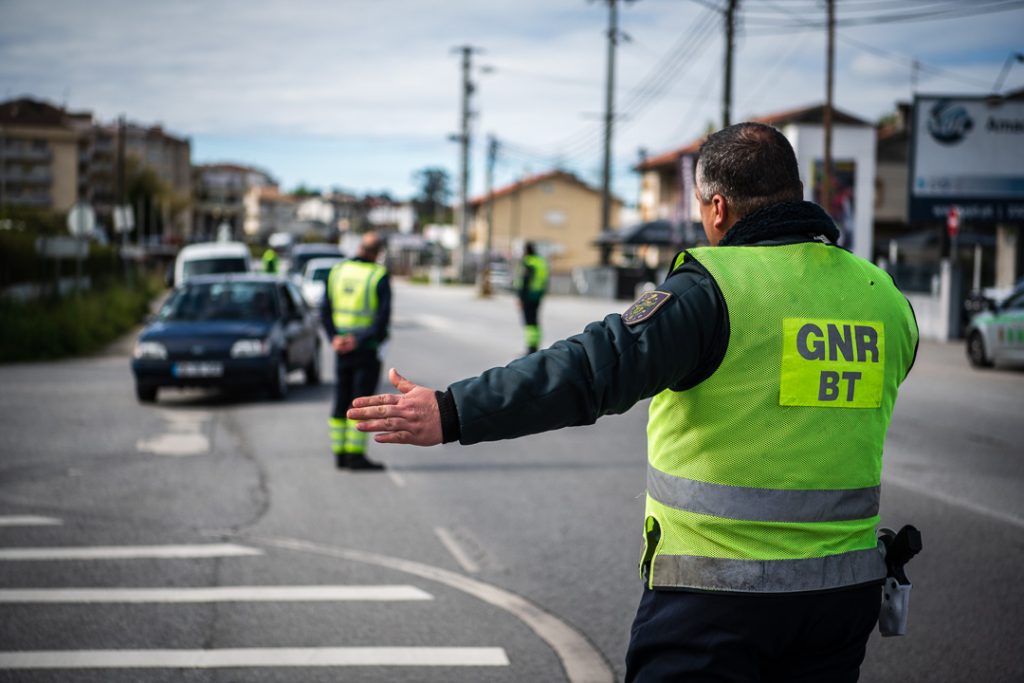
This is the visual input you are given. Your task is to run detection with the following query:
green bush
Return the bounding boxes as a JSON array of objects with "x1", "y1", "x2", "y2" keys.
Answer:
[{"x1": 0, "y1": 278, "x2": 159, "y2": 363}]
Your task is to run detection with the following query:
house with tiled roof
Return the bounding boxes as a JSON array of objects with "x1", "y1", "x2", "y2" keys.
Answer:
[{"x1": 469, "y1": 170, "x2": 623, "y2": 274}]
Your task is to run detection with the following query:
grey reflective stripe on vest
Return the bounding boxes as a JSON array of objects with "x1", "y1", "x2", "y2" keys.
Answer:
[
  {"x1": 647, "y1": 464, "x2": 879, "y2": 523},
  {"x1": 652, "y1": 545, "x2": 886, "y2": 593}
]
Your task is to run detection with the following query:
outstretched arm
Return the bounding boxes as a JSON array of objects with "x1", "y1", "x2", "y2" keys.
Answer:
[{"x1": 348, "y1": 368, "x2": 443, "y2": 446}]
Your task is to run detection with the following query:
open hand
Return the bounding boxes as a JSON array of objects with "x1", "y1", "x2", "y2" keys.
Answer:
[{"x1": 347, "y1": 368, "x2": 442, "y2": 446}]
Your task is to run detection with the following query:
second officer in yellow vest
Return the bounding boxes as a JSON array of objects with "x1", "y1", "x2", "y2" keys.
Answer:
[
  {"x1": 516, "y1": 242, "x2": 549, "y2": 354},
  {"x1": 322, "y1": 232, "x2": 390, "y2": 470}
]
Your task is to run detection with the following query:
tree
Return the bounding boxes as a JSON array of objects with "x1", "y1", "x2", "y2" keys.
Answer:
[
  {"x1": 412, "y1": 167, "x2": 452, "y2": 226},
  {"x1": 291, "y1": 183, "x2": 320, "y2": 198}
]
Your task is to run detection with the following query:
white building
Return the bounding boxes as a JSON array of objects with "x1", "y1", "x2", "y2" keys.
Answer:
[{"x1": 635, "y1": 104, "x2": 877, "y2": 261}]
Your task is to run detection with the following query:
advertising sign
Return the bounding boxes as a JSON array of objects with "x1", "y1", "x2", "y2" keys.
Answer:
[
  {"x1": 812, "y1": 159, "x2": 857, "y2": 252},
  {"x1": 676, "y1": 154, "x2": 695, "y2": 244},
  {"x1": 910, "y1": 95, "x2": 1024, "y2": 224}
]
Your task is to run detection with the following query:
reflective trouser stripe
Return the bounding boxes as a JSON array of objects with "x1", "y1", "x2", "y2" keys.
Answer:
[
  {"x1": 650, "y1": 545, "x2": 886, "y2": 593},
  {"x1": 329, "y1": 418, "x2": 345, "y2": 454},
  {"x1": 343, "y1": 421, "x2": 368, "y2": 454},
  {"x1": 647, "y1": 464, "x2": 880, "y2": 523},
  {"x1": 524, "y1": 325, "x2": 541, "y2": 348}
]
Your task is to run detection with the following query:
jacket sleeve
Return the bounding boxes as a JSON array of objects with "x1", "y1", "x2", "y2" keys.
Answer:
[
  {"x1": 447, "y1": 262, "x2": 726, "y2": 445},
  {"x1": 321, "y1": 270, "x2": 337, "y2": 338},
  {"x1": 353, "y1": 272, "x2": 391, "y2": 347},
  {"x1": 518, "y1": 261, "x2": 533, "y2": 300}
]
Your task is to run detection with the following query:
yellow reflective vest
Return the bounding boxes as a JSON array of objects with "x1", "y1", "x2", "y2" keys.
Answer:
[
  {"x1": 642, "y1": 243, "x2": 918, "y2": 593},
  {"x1": 327, "y1": 260, "x2": 387, "y2": 343}
]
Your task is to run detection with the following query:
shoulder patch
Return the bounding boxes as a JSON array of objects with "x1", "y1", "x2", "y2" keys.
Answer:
[{"x1": 622, "y1": 290, "x2": 673, "y2": 325}]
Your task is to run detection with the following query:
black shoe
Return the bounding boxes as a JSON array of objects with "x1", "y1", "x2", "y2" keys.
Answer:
[
  {"x1": 335, "y1": 452, "x2": 347, "y2": 469},
  {"x1": 347, "y1": 453, "x2": 385, "y2": 471}
]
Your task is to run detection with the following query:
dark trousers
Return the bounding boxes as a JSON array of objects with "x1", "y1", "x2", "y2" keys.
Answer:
[
  {"x1": 521, "y1": 296, "x2": 541, "y2": 327},
  {"x1": 625, "y1": 584, "x2": 881, "y2": 683},
  {"x1": 331, "y1": 351, "x2": 382, "y2": 419},
  {"x1": 520, "y1": 295, "x2": 542, "y2": 351}
]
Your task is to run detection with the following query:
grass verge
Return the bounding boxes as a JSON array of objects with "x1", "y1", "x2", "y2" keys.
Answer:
[{"x1": 0, "y1": 278, "x2": 161, "y2": 363}]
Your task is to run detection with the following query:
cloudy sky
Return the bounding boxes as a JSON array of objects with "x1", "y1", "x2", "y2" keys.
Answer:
[{"x1": 2, "y1": 0, "x2": 1023, "y2": 203}]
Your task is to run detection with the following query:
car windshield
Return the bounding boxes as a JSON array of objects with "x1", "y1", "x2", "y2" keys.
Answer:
[
  {"x1": 161, "y1": 282, "x2": 278, "y2": 322},
  {"x1": 311, "y1": 267, "x2": 332, "y2": 284},
  {"x1": 292, "y1": 250, "x2": 339, "y2": 273},
  {"x1": 183, "y1": 257, "x2": 248, "y2": 279}
]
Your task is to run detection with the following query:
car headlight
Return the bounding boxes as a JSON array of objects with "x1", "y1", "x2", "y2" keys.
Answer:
[
  {"x1": 230, "y1": 339, "x2": 271, "y2": 357},
  {"x1": 133, "y1": 341, "x2": 168, "y2": 360}
]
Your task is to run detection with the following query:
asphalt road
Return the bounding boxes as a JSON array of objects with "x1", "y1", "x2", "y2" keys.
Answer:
[{"x1": 0, "y1": 280, "x2": 1021, "y2": 682}]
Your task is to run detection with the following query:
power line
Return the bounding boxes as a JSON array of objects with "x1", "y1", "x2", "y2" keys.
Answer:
[
  {"x1": 510, "y1": 6, "x2": 718, "y2": 162},
  {"x1": 739, "y1": 0, "x2": 1024, "y2": 30}
]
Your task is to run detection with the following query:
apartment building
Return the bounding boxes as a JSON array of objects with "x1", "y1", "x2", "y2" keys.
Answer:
[
  {"x1": 194, "y1": 163, "x2": 275, "y2": 241},
  {"x1": 0, "y1": 98, "x2": 80, "y2": 212}
]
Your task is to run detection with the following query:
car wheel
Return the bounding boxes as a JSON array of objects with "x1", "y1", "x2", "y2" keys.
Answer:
[
  {"x1": 136, "y1": 382, "x2": 158, "y2": 403},
  {"x1": 305, "y1": 342, "x2": 321, "y2": 385},
  {"x1": 966, "y1": 331, "x2": 993, "y2": 368},
  {"x1": 269, "y1": 358, "x2": 289, "y2": 400}
]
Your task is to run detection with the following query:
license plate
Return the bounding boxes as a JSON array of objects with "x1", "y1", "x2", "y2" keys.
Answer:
[{"x1": 173, "y1": 361, "x2": 224, "y2": 378}]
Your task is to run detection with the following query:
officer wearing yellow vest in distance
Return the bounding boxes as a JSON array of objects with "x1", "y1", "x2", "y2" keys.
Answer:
[
  {"x1": 347, "y1": 122, "x2": 919, "y2": 680},
  {"x1": 321, "y1": 232, "x2": 390, "y2": 471},
  {"x1": 515, "y1": 242, "x2": 549, "y2": 354},
  {"x1": 261, "y1": 245, "x2": 279, "y2": 274}
]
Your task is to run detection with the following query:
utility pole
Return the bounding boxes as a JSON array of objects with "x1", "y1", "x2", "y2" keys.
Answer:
[
  {"x1": 723, "y1": 0, "x2": 738, "y2": 128},
  {"x1": 454, "y1": 45, "x2": 477, "y2": 283},
  {"x1": 600, "y1": 0, "x2": 620, "y2": 234},
  {"x1": 822, "y1": 0, "x2": 835, "y2": 218},
  {"x1": 480, "y1": 135, "x2": 498, "y2": 297}
]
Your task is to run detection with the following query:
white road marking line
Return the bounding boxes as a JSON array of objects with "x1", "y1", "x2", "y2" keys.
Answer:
[
  {"x1": 0, "y1": 544, "x2": 262, "y2": 561},
  {"x1": 884, "y1": 473, "x2": 1024, "y2": 530},
  {"x1": 0, "y1": 516, "x2": 62, "y2": 527},
  {"x1": 261, "y1": 536, "x2": 615, "y2": 683},
  {"x1": 0, "y1": 647, "x2": 509, "y2": 669},
  {"x1": 434, "y1": 527, "x2": 480, "y2": 574},
  {"x1": 387, "y1": 469, "x2": 406, "y2": 488},
  {"x1": 0, "y1": 585, "x2": 433, "y2": 603}
]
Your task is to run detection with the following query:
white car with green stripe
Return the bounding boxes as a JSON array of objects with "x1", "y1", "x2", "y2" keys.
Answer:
[{"x1": 965, "y1": 287, "x2": 1024, "y2": 368}]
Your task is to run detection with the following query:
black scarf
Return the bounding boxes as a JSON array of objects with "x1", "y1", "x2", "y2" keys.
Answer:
[{"x1": 719, "y1": 201, "x2": 840, "y2": 247}]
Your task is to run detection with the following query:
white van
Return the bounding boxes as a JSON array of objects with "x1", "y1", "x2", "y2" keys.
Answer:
[{"x1": 170, "y1": 241, "x2": 252, "y2": 286}]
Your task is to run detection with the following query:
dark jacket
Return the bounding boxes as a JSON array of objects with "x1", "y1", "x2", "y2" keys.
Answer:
[{"x1": 436, "y1": 202, "x2": 859, "y2": 445}]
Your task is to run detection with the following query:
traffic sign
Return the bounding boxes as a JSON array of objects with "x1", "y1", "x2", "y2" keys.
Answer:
[
  {"x1": 66, "y1": 202, "x2": 96, "y2": 237},
  {"x1": 113, "y1": 205, "x2": 135, "y2": 234},
  {"x1": 946, "y1": 206, "x2": 960, "y2": 238}
]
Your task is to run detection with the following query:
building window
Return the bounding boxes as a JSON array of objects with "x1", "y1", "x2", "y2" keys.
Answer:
[{"x1": 544, "y1": 209, "x2": 567, "y2": 228}]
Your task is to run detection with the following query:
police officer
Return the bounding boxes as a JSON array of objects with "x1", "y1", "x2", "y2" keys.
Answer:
[
  {"x1": 322, "y1": 232, "x2": 390, "y2": 471},
  {"x1": 347, "y1": 123, "x2": 919, "y2": 680},
  {"x1": 261, "y1": 245, "x2": 279, "y2": 274},
  {"x1": 516, "y1": 242, "x2": 549, "y2": 354}
]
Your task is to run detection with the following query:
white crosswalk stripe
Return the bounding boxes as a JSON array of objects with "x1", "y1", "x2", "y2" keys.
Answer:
[
  {"x1": 0, "y1": 543, "x2": 262, "y2": 561},
  {"x1": 0, "y1": 647, "x2": 510, "y2": 669},
  {"x1": 0, "y1": 585, "x2": 433, "y2": 603},
  {"x1": 0, "y1": 515, "x2": 62, "y2": 526}
]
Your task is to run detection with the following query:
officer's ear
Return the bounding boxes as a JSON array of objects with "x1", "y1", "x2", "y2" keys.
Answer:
[{"x1": 707, "y1": 195, "x2": 732, "y2": 244}]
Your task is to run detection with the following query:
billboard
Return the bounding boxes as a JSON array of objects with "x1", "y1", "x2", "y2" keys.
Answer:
[
  {"x1": 812, "y1": 159, "x2": 857, "y2": 252},
  {"x1": 910, "y1": 95, "x2": 1024, "y2": 224}
]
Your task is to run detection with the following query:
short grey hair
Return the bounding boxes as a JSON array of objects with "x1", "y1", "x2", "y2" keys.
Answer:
[{"x1": 694, "y1": 122, "x2": 803, "y2": 219}]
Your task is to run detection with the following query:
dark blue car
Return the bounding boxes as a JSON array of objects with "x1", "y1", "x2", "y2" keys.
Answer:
[{"x1": 131, "y1": 274, "x2": 321, "y2": 403}]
